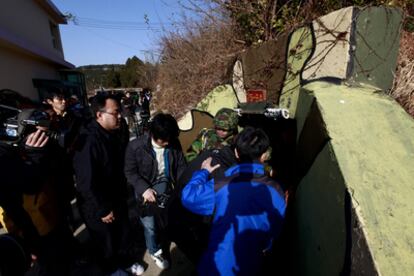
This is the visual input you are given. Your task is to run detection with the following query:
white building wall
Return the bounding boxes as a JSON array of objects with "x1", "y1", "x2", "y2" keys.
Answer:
[
  {"x1": 0, "y1": 0, "x2": 64, "y2": 58},
  {"x1": 0, "y1": 48, "x2": 59, "y2": 100}
]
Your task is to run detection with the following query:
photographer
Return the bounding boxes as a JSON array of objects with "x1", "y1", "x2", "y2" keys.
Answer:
[
  {"x1": 43, "y1": 89, "x2": 83, "y2": 229},
  {"x1": 0, "y1": 130, "x2": 49, "y2": 274},
  {"x1": 44, "y1": 89, "x2": 83, "y2": 150},
  {"x1": 124, "y1": 112, "x2": 186, "y2": 270},
  {"x1": 1, "y1": 95, "x2": 88, "y2": 275}
]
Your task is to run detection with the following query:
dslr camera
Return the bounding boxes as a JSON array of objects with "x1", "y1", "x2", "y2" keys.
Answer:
[
  {"x1": 152, "y1": 176, "x2": 171, "y2": 209},
  {"x1": 156, "y1": 193, "x2": 171, "y2": 209}
]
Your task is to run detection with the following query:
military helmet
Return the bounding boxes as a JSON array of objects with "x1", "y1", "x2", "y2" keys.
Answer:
[{"x1": 213, "y1": 108, "x2": 238, "y2": 131}]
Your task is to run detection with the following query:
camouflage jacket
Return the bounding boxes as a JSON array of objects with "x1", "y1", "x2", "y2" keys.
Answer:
[{"x1": 185, "y1": 128, "x2": 234, "y2": 162}]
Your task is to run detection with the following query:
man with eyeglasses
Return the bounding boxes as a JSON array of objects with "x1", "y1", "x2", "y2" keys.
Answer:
[
  {"x1": 73, "y1": 94, "x2": 144, "y2": 275},
  {"x1": 185, "y1": 108, "x2": 239, "y2": 162}
]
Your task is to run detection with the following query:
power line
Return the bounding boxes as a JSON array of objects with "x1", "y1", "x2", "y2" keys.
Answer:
[
  {"x1": 81, "y1": 27, "x2": 144, "y2": 51},
  {"x1": 66, "y1": 14, "x2": 186, "y2": 31},
  {"x1": 76, "y1": 16, "x2": 174, "y2": 26},
  {"x1": 79, "y1": 27, "x2": 161, "y2": 60},
  {"x1": 74, "y1": 24, "x2": 161, "y2": 31}
]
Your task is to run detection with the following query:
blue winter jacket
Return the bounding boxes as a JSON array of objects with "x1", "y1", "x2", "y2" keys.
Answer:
[{"x1": 181, "y1": 163, "x2": 286, "y2": 276}]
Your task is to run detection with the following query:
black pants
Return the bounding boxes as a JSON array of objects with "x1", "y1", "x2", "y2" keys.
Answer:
[{"x1": 82, "y1": 208, "x2": 134, "y2": 273}]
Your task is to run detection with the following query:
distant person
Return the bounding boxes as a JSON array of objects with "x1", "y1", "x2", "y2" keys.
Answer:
[
  {"x1": 67, "y1": 95, "x2": 83, "y2": 116},
  {"x1": 124, "y1": 113, "x2": 186, "y2": 270},
  {"x1": 122, "y1": 91, "x2": 137, "y2": 133},
  {"x1": 73, "y1": 94, "x2": 144, "y2": 275},
  {"x1": 181, "y1": 127, "x2": 286, "y2": 276},
  {"x1": 122, "y1": 92, "x2": 133, "y2": 113},
  {"x1": 139, "y1": 89, "x2": 151, "y2": 117},
  {"x1": 133, "y1": 89, "x2": 151, "y2": 136},
  {"x1": 185, "y1": 108, "x2": 239, "y2": 162}
]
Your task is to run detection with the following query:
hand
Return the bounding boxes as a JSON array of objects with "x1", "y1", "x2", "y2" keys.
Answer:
[
  {"x1": 30, "y1": 254, "x2": 37, "y2": 267},
  {"x1": 201, "y1": 157, "x2": 220, "y2": 174},
  {"x1": 101, "y1": 211, "x2": 115, "y2": 223},
  {"x1": 25, "y1": 130, "x2": 49, "y2": 148},
  {"x1": 142, "y1": 188, "x2": 157, "y2": 203}
]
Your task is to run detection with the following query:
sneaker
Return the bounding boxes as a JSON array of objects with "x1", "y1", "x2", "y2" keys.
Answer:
[
  {"x1": 150, "y1": 249, "x2": 170, "y2": 269},
  {"x1": 127, "y1": 263, "x2": 145, "y2": 275}
]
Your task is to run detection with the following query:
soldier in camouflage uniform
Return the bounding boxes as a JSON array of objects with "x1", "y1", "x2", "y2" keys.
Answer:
[{"x1": 186, "y1": 108, "x2": 239, "y2": 162}]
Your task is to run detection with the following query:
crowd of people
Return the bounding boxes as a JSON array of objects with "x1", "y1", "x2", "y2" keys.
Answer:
[{"x1": 0, "y1": 89, "x2": 287, "y2": 276}]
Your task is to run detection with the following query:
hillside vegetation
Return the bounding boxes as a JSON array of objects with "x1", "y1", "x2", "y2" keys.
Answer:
[{"x1": 78, "y1": 56, "x2": 156, "y2": 93}]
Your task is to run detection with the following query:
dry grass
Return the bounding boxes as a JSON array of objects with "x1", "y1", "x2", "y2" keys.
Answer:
[{"x1": 391, "y1": 30, "x2": 414, "y2": 117}]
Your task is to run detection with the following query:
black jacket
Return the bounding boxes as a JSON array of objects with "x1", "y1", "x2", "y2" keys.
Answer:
[
  {"x1": 73, "y1": 121, "x2": 128, "y2": 221},
  {"x1": 0, "y1": 143, "x2": 48, "y2": 253},
  {"x1": 177, "y1": 145, "x2": 237, "y2": 189},
  {"x1": 124, "y1": 134, "x2": 186, "y2": 205}
]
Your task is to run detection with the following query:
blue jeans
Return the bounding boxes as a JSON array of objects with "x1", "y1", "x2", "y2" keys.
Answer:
[{"x1": 140, "y1": 216, "x2": 160, "y2": 255}]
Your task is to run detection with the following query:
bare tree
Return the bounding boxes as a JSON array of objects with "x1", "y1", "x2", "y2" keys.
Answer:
[{"x1": 153, "y1": 4, "x2": 244, "y2": 117}]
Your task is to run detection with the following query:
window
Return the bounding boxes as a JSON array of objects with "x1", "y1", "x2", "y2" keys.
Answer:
[{"x1": 49, "y1": 21, "x2": 61, "y2": 50}]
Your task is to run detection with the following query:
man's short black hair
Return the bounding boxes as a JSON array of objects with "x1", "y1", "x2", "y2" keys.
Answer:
[
  {"x1": 90, "y1": 93, "x2": 118, "y2": 119},
  {"x1": 44, "y1": 88, "x2": 66, "y2": 100},
  {"x1": 235, "y1": 127, "x2": 269, "y2": 163},
  {"x1": 150, "y1": 113, "x2": 179, "y2": 142}
]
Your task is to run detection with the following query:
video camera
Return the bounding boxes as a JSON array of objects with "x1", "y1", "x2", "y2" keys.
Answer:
[{"x1": 0, "y1": 105, "x2": 65, "y2": 147}]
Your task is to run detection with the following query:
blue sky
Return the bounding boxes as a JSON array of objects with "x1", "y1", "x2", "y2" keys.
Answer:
[{"x1": 52, "y1": 0, "x2": 187, "y2": 67}]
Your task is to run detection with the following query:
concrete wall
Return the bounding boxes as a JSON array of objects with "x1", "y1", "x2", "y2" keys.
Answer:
[
  {"x1": 294, "y1": 81, "x2": 414, "y2": 275},
  {"x1": 178, "y1": 84, "x2": 238, "y2": 131},
  {"x1": 351, "y1": 7, "x2": 402, "y2": 92},
  {"x1": 279, "y1": 26, "x2": 314, "y2": 117},
  {"x1": 0, "y1": 0, "x2": 64, "y2": 57},
  {"x1": 0, "y1": 47, "x2": 59, "y2": 100},
  {"x1": 295, "y1": 143, "x2": 347, "y2": 275}
]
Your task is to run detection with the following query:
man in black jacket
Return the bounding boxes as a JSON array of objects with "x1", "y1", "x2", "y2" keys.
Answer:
[
  {"x1": 0, "y1": 130, "x2": 48, "y2": 258},
  {"x1": 44, "y1": 89, "x2": 83, "y2": 230},
  {"x1": 124, "y1": 113, "x2": 186, "y2": 270},
  {"x1": 73, "y1": 94, "x2": 144, "y2": 275}
]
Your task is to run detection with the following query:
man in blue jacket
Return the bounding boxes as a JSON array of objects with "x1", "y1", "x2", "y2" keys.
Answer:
[{"x1": 182, "y1": 127, "x2": 286, "y2": 276}]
